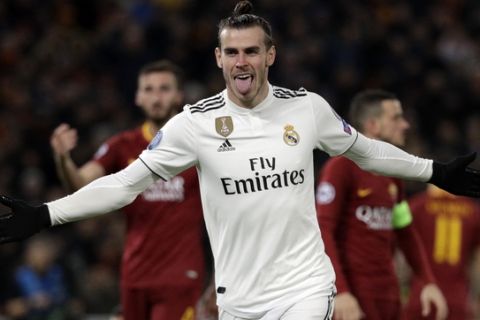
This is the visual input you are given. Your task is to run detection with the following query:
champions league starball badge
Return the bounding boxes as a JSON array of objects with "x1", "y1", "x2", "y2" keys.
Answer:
[
  {"x1": 283, "y1": 124, "x2": 300, "y2": 146},
  {"x1": 148, "y1": 130, "x2": 163, "y2": 150}
]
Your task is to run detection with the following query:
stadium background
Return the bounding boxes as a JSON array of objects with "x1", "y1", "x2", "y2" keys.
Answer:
[{"x1": 0, "y1": 0, "x2": 480, "y2": 319}]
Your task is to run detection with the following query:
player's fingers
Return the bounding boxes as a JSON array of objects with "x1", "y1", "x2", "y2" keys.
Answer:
[
  {"x1": 421, "y1": 299, "x2": 431, "y2": 317},
  {"x1": 59, "y1": 128, "x2": 77, "y2": 142},
  {"x1": 333, "y1": 310, "x2": 343, "y2": 320},
  {"x1": 466, "y1": 167, "x2": 480, "y2": 175},
  {"x1": 359, "y1": 309, "x2": 366, "y2": 319},
  {"x1": 435, "y1": 300, "x2": 448, "y2": 320},
  {"x1": 335, "y1": 313, "x2": 345, "y2": 320},
  {"x1": 0, "y1": 195, "x2": 13, "y2": 208},
  {"x1": 0, "y1": 213, "x2": 13, "y2": 222},
  {"x1": 0, "y1": 235, "x2": 15, "y2": 244},
  {"x1": 336, "y1": 308, "x2": 360, "y2": 320},
  {"x1": 334, "y1": 305, "x2": 349, "y2": 320},
  {"x1": 355, "y1": 308, "x2": 365, "y2": 320},
  {"x1": 52, "y1": 129, "x2": 78, "y2": 153},
  {"x1": 66, "y1": 129, "x2": 78, "y2": 141},
  {"x1": 51, "y1": 124, "x2": 70, "y2": 147},
  {"x1": 56, "y1": 125, "x2": 77, "y2": 143},
  {"x1": 59, "y1": 128, "x2": 76, "y2": 140},
  {"x1": 455, "y1": 152, "x2": 476, "y2": 168},
  {"x1": 53, "y1": 123, "x2": 70, "y2": 135}
]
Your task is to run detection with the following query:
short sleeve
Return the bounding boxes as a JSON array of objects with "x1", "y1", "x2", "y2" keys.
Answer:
[
  {"x1": 310, "y1": 93, "x2": 358, "y2": 156},
  {"x1": 139, "y1": 111, "x2": 197, "y2": 180}
]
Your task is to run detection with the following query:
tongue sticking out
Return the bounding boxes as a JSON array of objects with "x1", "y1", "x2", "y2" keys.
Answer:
[{"x1": 235, "y1": 76, "x2": 252, "y2": 95}]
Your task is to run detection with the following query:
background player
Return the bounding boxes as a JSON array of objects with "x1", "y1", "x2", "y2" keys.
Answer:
[
  {"x1": 50, "y1": 60, "x2": 210, "y2": 320},
  {"x1": 316, "y1": 89, "x2": 448, "y2": 320},
  {"x1": 402, "y1": 183, "x2": 480, "y2": 319}
]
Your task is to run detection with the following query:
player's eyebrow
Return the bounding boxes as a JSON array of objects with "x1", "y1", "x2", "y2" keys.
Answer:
[
  {"x1": 245, "y1": 46, "x2": 260, "y2": 54},
  {"x1": 223, "y1": 46, "x2": 261, "y2": 54}
]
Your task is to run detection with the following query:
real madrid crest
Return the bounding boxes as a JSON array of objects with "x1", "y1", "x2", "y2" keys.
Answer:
[
  {"x1": 215, "y1": 116, "x2": 234, "y2": 137},
  {"x1": 283, "y1": 124, "x2": 300, "y2": 146}
]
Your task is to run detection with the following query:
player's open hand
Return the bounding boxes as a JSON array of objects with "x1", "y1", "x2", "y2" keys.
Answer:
[
  {"x1": 429, "y1": 152, "x2": 480, "y2": 197},
  {"x1": 420, "y1": 283, "x2": 448, "y2": 320},
  {"x1": 0, "y1": 195, "x2": 51, "y2": 244},
  {"x1": 334, "y1": 292, "x2": 365, "y2": 320}
]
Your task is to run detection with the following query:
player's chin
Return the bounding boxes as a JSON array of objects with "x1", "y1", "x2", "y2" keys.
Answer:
[
  {"x1": 236, "y1": 90, "x2": 256, "y2": 103},
  {"x1": 150, "y1": 113, "x2": 170, "y2": 122}
]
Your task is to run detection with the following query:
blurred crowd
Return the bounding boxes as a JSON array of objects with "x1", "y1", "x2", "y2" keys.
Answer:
[{"x1": 1, "y1": 0, "x2": 480, "y2": 318}]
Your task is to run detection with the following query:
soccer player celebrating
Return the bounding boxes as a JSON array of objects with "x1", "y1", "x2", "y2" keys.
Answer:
[
  {"x1": 316, "y1": 90, "x2": 448, "y2": 320},
  {"x1": 50, "y1": 60, "x2": 209, "y2": 320},
  {"x1": 1, "y1": 2, "x2": 479, "y2": 319},
  {"x1": 403, "y1": 184, "x2": 480, "y2": 319}
]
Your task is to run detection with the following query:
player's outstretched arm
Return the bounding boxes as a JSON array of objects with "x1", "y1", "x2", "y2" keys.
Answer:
[
  {"x1": 345, "y1": 134, "x2": 480, "y2": 197},
  {"x1": 429, "y1": 152, "x2": 480, "y2": 197},
  {"x1": 0, "y1": 195, "x2": 51, "y2": 243},
  {"x1": 0, "y1": 158, "x2": 158, "y2": 244}
]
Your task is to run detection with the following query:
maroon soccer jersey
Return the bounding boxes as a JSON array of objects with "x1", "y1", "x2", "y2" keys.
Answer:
[
  {"x1": 404, "y1": 187, "x2": 480, "y2": 319},
  {"x1": 316, "y1": 156, "x2": 405, "y2": 300},
  {"x1": 93, "y1": 123, "x2": 206, "y2": 289}
]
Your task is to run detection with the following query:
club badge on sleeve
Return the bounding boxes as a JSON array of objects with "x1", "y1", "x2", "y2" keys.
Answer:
[{"x1": 148, "y1": 130, "x2": 163, "y2": 150}]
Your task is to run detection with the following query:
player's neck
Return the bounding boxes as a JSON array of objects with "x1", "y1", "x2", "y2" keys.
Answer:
[{"x1": 362, "y1": 132, "x2": 378, "y2": 140}]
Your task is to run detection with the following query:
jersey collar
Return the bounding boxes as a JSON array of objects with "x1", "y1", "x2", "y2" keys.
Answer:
[{"x1": 141, "y1": 122, "x2": 154, "y2": 142}]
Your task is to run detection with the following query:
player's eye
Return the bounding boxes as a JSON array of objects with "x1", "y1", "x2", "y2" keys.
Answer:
[
  {"x1": 224, "y1": 49, "x2": 237, "y2": 56},
  {"x1": 160, "y1": 86, "x2": 173, "y2": 92},
  {"x1": 245, "y1": 48, "x2": 260, "y2": 55}
]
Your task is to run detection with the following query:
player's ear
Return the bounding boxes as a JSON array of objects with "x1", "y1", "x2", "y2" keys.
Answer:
[
  {"x1": 364, "y1": 118, "x2": 380, "y2": 135},
  {"x1": 215, "y1": 47, "x2": 223, "y2": 69},
  {"x1": 266, "y1": 45, "x2": 276, "y2": 67}
]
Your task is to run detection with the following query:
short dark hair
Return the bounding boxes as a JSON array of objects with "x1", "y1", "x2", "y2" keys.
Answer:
[
  {"x1": 138, "y1": 60, "x2": 184, "y2": 89},
  {"x1": 348, "y1": 89, "x2": 398, "y2": 131},
  {"x1": 217, "y1": 1, "x2": 274, "y2": 48}
]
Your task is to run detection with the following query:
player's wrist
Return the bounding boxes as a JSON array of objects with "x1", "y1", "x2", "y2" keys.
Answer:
[
  {"x1": 428, "y1": 152, "x2": 480, "y2": 197},
  {"x1": 54, "y1": 152, "x2": 72, "y2": 162},
  {"x1": 428, "y1": 161, "x2": 444, "y2": 186},
  {"x1": 37, "y1": 204, "x2": 52, "y2": 229}
]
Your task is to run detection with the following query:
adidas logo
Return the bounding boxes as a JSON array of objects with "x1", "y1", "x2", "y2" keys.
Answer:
[{"x1": 217, "y1": 139, "x2": 236, "y2": 152}]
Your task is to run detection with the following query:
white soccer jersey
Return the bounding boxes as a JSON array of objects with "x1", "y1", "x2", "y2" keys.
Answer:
[{"x1": 139, "y1": 84, "x2": 358, "y2": 318}]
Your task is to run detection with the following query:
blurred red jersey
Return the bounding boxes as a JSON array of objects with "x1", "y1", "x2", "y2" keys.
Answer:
[
  {"x1": 316, "y1": 156, "x2": 404, "y2": 300},
  {"x1": 404, "y1": 186, "x2": 480, "y2": 320},
  {"x1": 93, "y1": 123, "x2": 206, "y2": 289}
]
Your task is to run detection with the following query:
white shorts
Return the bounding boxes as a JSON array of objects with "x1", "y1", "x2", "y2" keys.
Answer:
[{"x1": 219, "y1": 290, "x2": 335, "y2": 320}]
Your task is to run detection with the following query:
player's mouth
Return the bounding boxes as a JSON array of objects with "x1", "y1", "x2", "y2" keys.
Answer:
[{"x1": 234, "y1": 73, "x2": 254, "y2": 95}]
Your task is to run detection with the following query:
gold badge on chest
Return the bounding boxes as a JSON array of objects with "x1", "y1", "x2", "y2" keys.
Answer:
[
  {"x1": 283, "y1": 124, "x2": 300, "y2": 146},
  {"x1": 215, "y1": 116, "x2": 234, "y2": 137}
]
